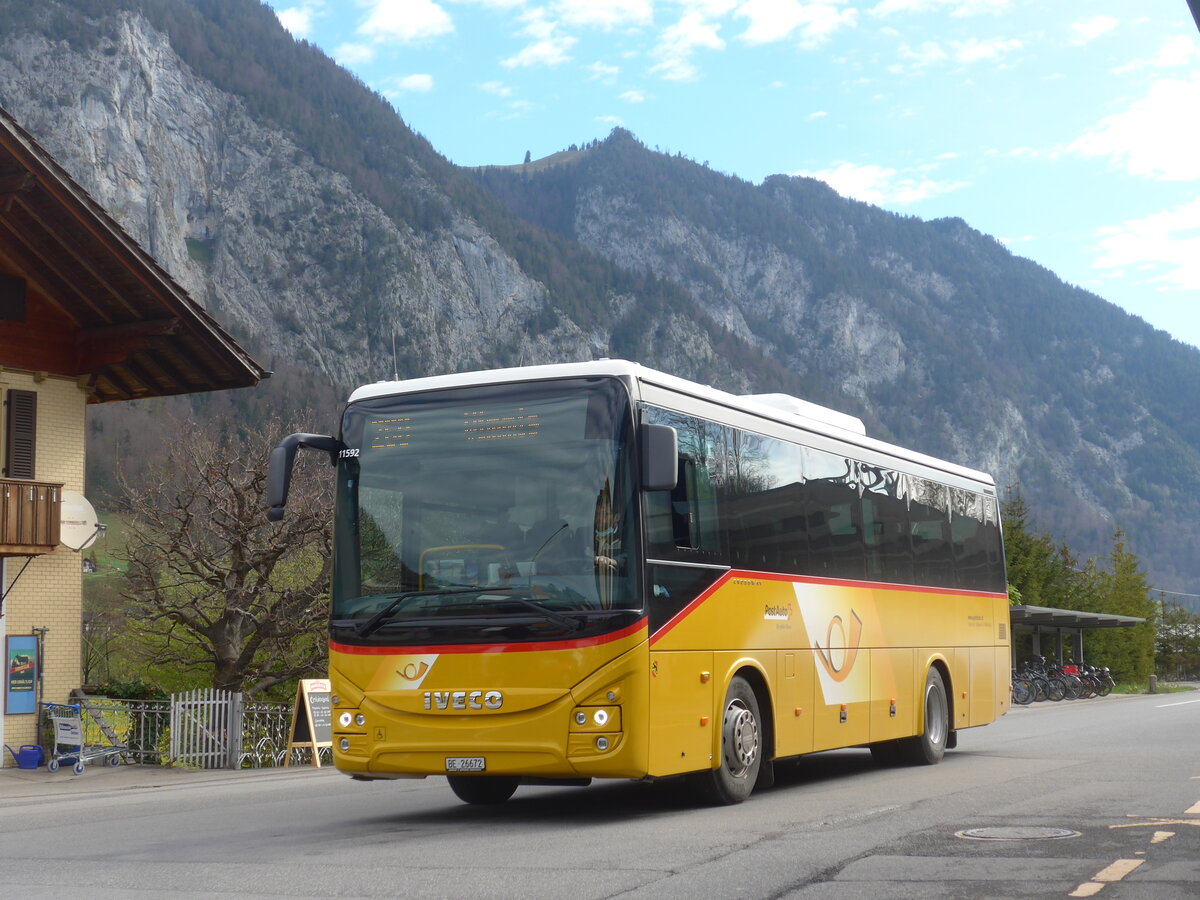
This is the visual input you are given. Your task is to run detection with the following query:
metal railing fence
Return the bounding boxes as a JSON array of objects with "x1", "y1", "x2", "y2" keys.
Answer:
[{"x1": 71, "y1": 691, "x2": 295, "y2": 769}]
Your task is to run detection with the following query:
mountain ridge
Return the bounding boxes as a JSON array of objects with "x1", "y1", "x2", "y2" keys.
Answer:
[{"x1": 0, "y1": 0, "x2": 1196, "y2": 591}]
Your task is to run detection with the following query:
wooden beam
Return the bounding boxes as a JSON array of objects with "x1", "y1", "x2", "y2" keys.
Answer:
[{"x1": 77, "y1": 317, "x2": 179, "y2": 344}]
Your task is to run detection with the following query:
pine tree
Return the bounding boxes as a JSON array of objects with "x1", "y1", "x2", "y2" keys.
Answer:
[{"x1": 1084, "y1": 529, "x2": 1156, "y2": 682}]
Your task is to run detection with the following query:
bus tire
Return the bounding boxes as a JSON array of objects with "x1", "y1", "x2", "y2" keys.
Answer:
[
  {"x1": 901, "y1": 667, "x2": 949, "y2": 766},
  {"x1": 697, "y1": 675, "x2": 762, "y2": 805},
  {"x1": 447, "y1": 775, "x2": 519, "y2": 805}
]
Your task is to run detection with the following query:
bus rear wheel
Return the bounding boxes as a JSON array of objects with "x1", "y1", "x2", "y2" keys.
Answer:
[
  {"x1": 447, "y1": 775, "x2": 519, "y2": 805},
  {"x1": 697, "y1": 675, "x2": 762, "y2": 805},
  {"x1": 900, "y1": 667, "x2": 949, "y2": 765}
]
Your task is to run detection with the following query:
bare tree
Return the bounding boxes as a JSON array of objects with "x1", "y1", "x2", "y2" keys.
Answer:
[{"x1": 114, "y1": 413, "x2": 333, "y2": 695}]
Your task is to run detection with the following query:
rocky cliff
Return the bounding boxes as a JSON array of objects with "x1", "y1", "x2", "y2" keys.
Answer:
[{"x1": 1, "y1": 0, "x2": 1197, "y2": 591}]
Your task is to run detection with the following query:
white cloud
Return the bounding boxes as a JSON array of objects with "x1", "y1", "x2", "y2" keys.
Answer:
[
  {"x1": 1091, "y1": 196, "x2": 1200, "y2": 292},
  {"x1": 334, "y1": 42, "x2": 375, "y2": 65},
  {"x1": 1068, "y1": 15, "x2": 1117, "y2": 46},
  {"x1": 276, "y1": 5, "x2": 316, "y2": 37},
  {"x1": 396, "y1": 73, "x2": 434, "y2": 92},
  {"x1": 480, "y1": 81, "x2": 513, "y2": 97},
  {"x1": 358, "y1": 0, "x2": 453, "y2": 43},
  {"x1": 891, "y1": 36, "x2": 1019, "y2": 72},
  {"x1": 895, "y1": 40, "x2": 948, "y2": 69},
  {"x1": 588, "y1": 61, "x2": 620, "y2": 83},
  {"x1": 650, "y1": 12, "x2": 726, "y2": 81},
  {"x1": 502, "y1": 8, "x2": 577, "y2": 68},
  {"x1": 1114, "y1": 35, "x2": 1199, "y2": 73},
  {"x1": 553, "y1": 0, "x2": 654, "y2": 30},
  {"x1": 869, "y1": 0, "x2": 1010, "y2": 17},
  {"x1": 1067, "y1": 77, "x2": 1200, "y2": 180},
  {"x1": 796, "y1": 160, "x2": 965, "y2": 205},
  {"x1": 807, "y1": 110, "x2": 828, "y2": 120},
  {"x1": 952, "y1": 37, "x2": 1021, "y2": 63},
  {"x1": 596, "y1": 114, "x2": 625, "y2": 126},
  {"x1": 620, "y1": 89, "x2": 647, "y2": 102},
  {"x1": 734, "y1": 0, "x2": 858, "y2": 49}
]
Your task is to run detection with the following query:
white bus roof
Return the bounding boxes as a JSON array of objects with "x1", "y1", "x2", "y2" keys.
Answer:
[{"x1": 347, "y1": 360, "x2": 995, "y2": 490}]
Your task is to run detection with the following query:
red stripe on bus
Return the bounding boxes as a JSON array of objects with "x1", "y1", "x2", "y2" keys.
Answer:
[
  {"x1": 331, "y1": 616, "x2": 648, "y2": 656},
  {"x1": 648, "y1": 569, "x2": 1007, "y2": 645}
]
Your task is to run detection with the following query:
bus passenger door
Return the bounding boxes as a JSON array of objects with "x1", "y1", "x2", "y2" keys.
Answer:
[{"x1": 647, "y1": 651, "x2": 715, "y2": 777}]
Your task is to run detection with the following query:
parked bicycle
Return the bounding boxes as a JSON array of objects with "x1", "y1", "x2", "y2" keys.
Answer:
[{"x1": 1010, "y1": 657, "x2": 1112, "y2": 705}]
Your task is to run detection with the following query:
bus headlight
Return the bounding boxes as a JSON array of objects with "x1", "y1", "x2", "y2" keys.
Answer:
[
  {"x1": 595, "y1": 736, "x2": 609, "y2": 751},
  {"x1": 570, "y1": 706, "x2": 621, "y2": 732},
  {"x1": 355, "y1": 713, "x2": 367, "y2": 727},
  {"x1": 339, "y1": 738, "x2": 351, "y2": 751},
  {"x1": 339, "y1": 712, "x2": 353, "y2": 727}
]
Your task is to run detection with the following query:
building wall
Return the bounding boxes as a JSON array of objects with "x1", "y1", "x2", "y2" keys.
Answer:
[{"x1": 1, "y1": 369, "x2": 87, "y2": 759}]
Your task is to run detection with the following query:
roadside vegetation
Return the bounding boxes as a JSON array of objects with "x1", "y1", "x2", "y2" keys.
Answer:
[{"x1": 1004, "y1": 490, "x2": 1198, "y2": 688}]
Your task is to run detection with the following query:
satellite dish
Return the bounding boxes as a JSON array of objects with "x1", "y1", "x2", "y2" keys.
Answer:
[{"x1": 59, "y1": 490, "x2": 102, "y2": 551}]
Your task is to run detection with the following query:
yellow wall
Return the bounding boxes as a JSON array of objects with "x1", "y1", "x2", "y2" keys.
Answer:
[{"x1": 2, "y1": 370, "x2": 87, "y2": 758}]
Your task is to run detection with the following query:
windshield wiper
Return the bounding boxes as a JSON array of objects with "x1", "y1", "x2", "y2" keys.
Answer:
[
  {"x1": 501, "y1": 593, "x2": 583, "y2": 633},
  {"x1": 353, "y1": 587, "x2": 586, "y2": 638},
  {"x1": 356, "y1": 587, "x2": 510, "y2": 638}
]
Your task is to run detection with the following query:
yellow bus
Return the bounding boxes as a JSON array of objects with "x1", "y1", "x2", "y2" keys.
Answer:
[{"x1": 268, "y1": 360, "x2": 1009, "y2": 804}]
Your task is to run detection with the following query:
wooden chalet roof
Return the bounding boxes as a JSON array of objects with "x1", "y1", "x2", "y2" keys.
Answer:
[{"x1": 0, "y1": 105, "x2": 266, "y2": 403}]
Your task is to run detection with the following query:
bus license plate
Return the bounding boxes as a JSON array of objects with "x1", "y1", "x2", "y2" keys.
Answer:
[{"x1": 445, "y1": 757, "x2": 486, "y2": 772}]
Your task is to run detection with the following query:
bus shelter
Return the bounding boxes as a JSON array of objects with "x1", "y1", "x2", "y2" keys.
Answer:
[{"x1": 1009, "y1": 605, "x2": 1145, "y2": 668}]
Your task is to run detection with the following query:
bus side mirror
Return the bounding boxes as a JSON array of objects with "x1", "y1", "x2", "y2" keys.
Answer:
[
  {"x1": 640, "y1": 423, "x2": 678, "y2": 492},
  {"x1": 266, "y1": 433, "x2": 343, "y2": 522}
]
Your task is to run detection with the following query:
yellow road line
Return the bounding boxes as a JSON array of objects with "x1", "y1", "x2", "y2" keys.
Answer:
[
  {"x1": 1150, "y1": 831, "x2": 1175, "y2": 844},
  {"x1": 1069, "y1": 858, "x2": 1145, "y2": 896},
  {"x1": 1092, "y1": 859, "x2": 1144, "y2": 882}
]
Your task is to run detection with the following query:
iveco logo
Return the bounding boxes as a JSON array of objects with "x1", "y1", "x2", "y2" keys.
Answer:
[{"x1": 423, "y1": 690, "x2": 503, "y2": 711}]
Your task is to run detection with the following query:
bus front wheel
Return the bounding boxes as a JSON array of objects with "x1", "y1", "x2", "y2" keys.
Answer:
[
  {"x1": 901, "y1": 667, "x2": 949, "y2": 765},
  {"x1": 697, "y1": 675, "x2": 762, "y2": 805},
  {"x1": 447, "y1": 775, "x2": 519, "y2": 805}
]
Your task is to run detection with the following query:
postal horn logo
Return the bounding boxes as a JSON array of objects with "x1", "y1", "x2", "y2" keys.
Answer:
[
  {"x1": 814, "y1": 609, "x2": 863, "y2": 683},
  {"x1": 392, "y1": 655, "x2": 438, "y2": 690},
  {"x1": 399, "y1": 661, "x2": 429, "y2": 681}
]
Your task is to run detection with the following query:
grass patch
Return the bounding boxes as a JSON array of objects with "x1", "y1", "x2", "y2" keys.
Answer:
[{"x1": 1113, "y1": 681, "x2": 1197, "y2": 695}]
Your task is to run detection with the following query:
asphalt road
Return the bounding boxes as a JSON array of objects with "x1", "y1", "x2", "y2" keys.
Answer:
[{"x1": 1, "y1": 688, "x2": 1198, "y2": 899}]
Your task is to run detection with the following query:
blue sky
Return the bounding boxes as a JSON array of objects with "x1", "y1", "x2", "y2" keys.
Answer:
[{"x1": 268, "y1": 1, "x2": 1200, "y2": 351}]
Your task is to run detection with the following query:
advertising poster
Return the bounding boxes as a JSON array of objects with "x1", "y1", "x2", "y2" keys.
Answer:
[{"x1": 6, "y1": 634, "x2": 38, "y2": 714}]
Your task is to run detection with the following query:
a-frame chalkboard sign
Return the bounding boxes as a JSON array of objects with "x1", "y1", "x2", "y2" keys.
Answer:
[{"x1": 285, "y1": 678, "x2": 333, "y2": 767}]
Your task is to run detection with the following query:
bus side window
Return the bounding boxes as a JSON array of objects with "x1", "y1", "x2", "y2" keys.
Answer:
[
  {"x1": 672, "y1": 456, "x2": 719, "y2": 550},
  {"x1": 910, "y1": 479, "x2": 953, "y2": 587}
]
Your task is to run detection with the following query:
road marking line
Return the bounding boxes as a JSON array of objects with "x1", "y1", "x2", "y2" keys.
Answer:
[
  {"x1": 1150, "y1": 831, "x2": 1175, "y2": 844},
  {"x1": 1111, "y1": 816, "x2": 1200, "y2": 829},
  {"x1": 1068, "y1": 883, "x2": 1103, "y2": 898},
  {"x1": 1154, "y1": 699, "x2": 1200, "y2": 707},
  {"x1": 1186, "y1": 800, "x2": 1200, "y2": 815},
  {"x1": 1092, "y1": 859, "x2": 1144, "y2": 882}
]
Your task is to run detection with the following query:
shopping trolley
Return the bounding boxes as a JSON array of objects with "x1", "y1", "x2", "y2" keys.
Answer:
[{"x1": 39, "y1": 702, "x2": 124, "y2": 774}]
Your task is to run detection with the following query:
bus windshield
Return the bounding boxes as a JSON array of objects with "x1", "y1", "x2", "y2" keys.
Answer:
[{"x1": 331, "y1": 377, "x2": 640, "y2": 644}]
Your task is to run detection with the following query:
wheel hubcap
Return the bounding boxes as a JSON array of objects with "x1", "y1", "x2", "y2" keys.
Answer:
[
  {"x1": 926, "y1": 683, "x2": 947, "y2": 746},
  {"x1": 722, "y1": 698, "x2": 758, "y2": 776}
]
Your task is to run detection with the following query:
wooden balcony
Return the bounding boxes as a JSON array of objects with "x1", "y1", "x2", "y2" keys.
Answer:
[{"x1": 0, "y1": 479, "x2": 62, "y2": 556}]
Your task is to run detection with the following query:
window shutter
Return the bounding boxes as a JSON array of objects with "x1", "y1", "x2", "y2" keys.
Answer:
[{"x1": 5, "y1": 389, "x2": 36, "y2": 479}]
